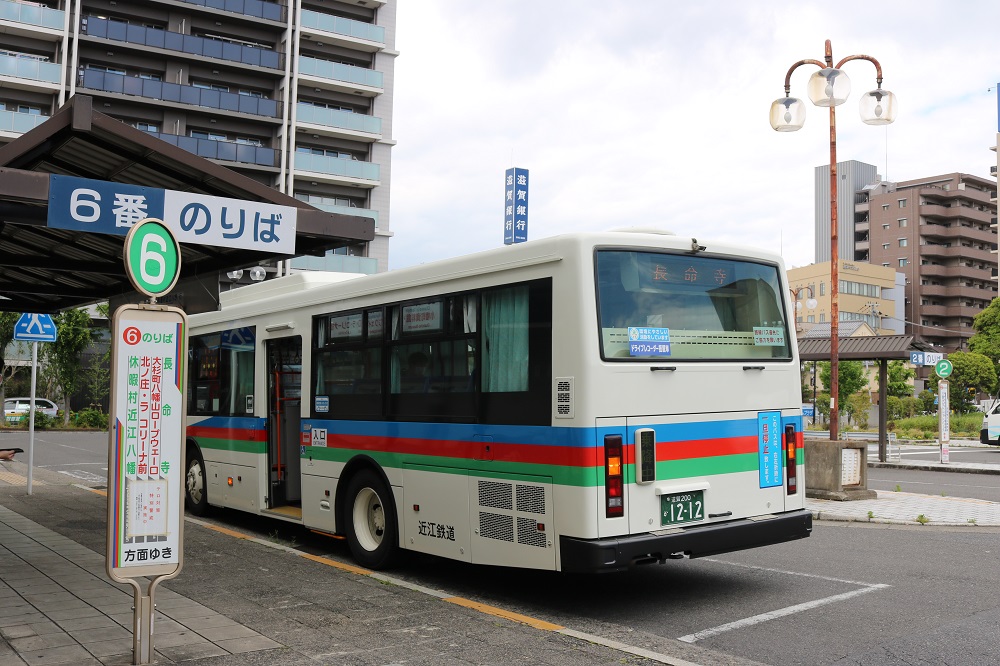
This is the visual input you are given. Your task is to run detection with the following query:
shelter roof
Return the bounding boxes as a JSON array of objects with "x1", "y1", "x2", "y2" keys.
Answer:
[{"x1": 0, "y1": 95, "x2": 374, "y2": 313}]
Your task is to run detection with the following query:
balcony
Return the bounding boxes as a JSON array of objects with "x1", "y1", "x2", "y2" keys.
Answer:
[
  {"x1": 299, "y1": 10, "x2": 385, "y2": 52},
  {"x1": 919, "y1": 263, "x2": 994, "y2": 281},
  {"x1": 79, "y1": 69, "x2": 280, "y2": 118},
  {"x1": 298, "y1": 56, "x2": 382, "y2": 97},
  {"x1": 293, "y1": 152, "x2": 380, "y2": 187},
  {"x1": 295, "y1": 103, "x2": 381, "y2": 141},
  {"x1": 919, "y1": 221, "x2": 995, "y2": 245},
  {"x1": 0, "y1": 108, "x2": 49, "y2": 138},
  {"x1": 920, "y1": 284, "x2": 997, "y2": 300},
  {"x1": 0, "y1": 52, "x2": 61, "y2": 91},
  {"x1": 145, "y1": 131, "x2": 278, "y2": 168},
  {"x1": 170, "y1": 0, "x2": 283, "y2": 22},
  {"x1": 920, "y1": 304, "x2": 984, "y2": 320},
  {"x1": 81, "y1": 16, "x2": 283, "y2": 71},
  {"x1": 0, "y1": 0, "x2": 64, "y2": 38},
  {"x1": 919, "y1": 244, "x2": 994, "y2": 262},
  {"x1": 290, "y1": 253, "x2": 378, "y2": 274},
  {"x1": 296, "y1": 197, "x2": 378, "y2": 226}
]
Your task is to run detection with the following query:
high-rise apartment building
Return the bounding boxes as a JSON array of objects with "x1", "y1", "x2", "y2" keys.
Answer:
[
  {"x1": 815, "y1": 163, "x2": 997, "y2": 351},
  {"x1": 0, "y1": 0, "x2": 395, "y2": 273}
]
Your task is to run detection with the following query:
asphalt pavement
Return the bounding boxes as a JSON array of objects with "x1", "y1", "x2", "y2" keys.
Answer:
[{"x1": 0, "y1": 448, "x2": 996, "y2": 666}]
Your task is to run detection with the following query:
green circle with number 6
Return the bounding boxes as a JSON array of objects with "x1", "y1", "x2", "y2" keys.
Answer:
[{"x1": 124, "y1": 218, "x2": 181, "y2": 298}]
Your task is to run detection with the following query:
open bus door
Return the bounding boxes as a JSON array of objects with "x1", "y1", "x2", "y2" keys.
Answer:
[{"x1": 266, "y1": 337, "x2": 303, "y2": 510}]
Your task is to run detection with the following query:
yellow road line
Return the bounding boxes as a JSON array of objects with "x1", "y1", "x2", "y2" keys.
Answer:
[
  {"x1": 443, "y1": 596, "x2": 564, "y2": 631},
  {"x1": 81, "y1": 486, "x2": 106, "y2": 496},
  {"x1": 298, "y1": 551, "x2": 371, "y2": 576},
  {"x1": 200, "y1": 522, "x2": 254, "y2": 540},
  {"x1": 0, "y1": 471, "x2": 45, "y2": 486}
]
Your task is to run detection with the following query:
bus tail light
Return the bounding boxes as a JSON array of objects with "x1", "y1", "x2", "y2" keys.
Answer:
[
  {"x1": 605, "y1": 434, "x2": 624, "y2": 518},
  {"x1": 785, "y1": 424, "x2": 797, "y2": 495}
]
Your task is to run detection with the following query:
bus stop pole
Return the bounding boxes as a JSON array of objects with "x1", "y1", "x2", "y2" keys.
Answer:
[
  {"x1": 27, "y1": 341, "x2": 37, "y2": 495},
  {"x1": 878, "y1": 359, "x2": 887, "y2": 463}
]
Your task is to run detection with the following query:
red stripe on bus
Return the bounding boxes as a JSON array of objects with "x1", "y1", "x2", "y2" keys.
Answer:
[
  {"x1": 323, "y1": 435, "x2": 596, "y2": 467},
  {"x1": 653, "y1": 436, "x2": 758, "y2": 461},
  {"x1": 188, "y1": 425, "x2": 267, "y2": 441}
]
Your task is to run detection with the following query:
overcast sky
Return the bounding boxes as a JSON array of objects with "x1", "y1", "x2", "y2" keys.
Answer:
[{"x1": 389, "y1": 1, "x2": 1000, "y2": 271}]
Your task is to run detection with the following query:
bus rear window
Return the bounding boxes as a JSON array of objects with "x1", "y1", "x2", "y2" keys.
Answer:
[{"x1": 596, "y1": 250, "x2": 791, "y2": 361}]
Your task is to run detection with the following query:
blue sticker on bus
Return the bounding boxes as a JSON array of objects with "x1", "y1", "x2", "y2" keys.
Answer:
[
  {"x1": 757, "y1": 411, "x2": 783, "y2": 488},
  {"x1": 628, "y1": 326, "x2": 671, "y2": 357}
]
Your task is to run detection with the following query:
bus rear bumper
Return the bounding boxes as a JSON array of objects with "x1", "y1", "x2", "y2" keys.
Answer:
[{"x1": 559, "y1": 509, "x2": 813, "y2": 573}]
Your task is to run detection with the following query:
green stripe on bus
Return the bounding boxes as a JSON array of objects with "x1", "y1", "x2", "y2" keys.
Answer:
[
  {"x1": 304, "y1": 447, "x2": 766, "y2": 486},
  {"x1": 196, "y1": 437, "x2": 266, "y2": 455}
]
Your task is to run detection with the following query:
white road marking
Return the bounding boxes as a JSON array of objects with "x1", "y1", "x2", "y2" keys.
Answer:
[
  {"x1": 676, "y1": 559, "x2": 889, "y2": 644},
  {"x1": 58, "y1": 470, "x2": 106, "y2": 482},
  {"x1": 677, "y1": 584, "x2": 888, "y2": 643}
]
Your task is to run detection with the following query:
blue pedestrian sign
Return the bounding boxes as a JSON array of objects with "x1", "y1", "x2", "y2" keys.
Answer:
[{"x1": 14, "y1": 313, "x2": 58, "y2": 342}]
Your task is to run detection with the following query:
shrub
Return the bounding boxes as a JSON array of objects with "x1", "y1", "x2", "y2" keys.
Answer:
[{"x1": 72, "y1": 408, "x2": 108, "y2": 430}]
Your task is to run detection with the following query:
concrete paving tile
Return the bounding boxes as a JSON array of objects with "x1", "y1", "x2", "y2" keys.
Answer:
[
  {"x1": 17, "y1": 644, "x2": 95, "y2": 666},
  {"x1": 42, "y1": 608, "x2": 98, "y2": 622},
  {"x1": 213, "y1": 634, "x2": 283, "y2": 654},
  {"x1": 156, "y1": 641, "x2": 229, "y2": 662},
  {"x1": 0, "y1": 606, "x2": 34, "y2": 619},
  {"x1": 81, "y1": 638, "x2": 134, "y2": 658},
  {"x1": 0, "y1": 625, "x2": 37, "y2": 640},
  {"x1": 193, "y1": 623, "x2": 261, "y2": 641},
  {"x1": 175, "y1": 614, "x2": 238, "y2": 630},
  {"x1": 65, "y1": 624, "x2": 130, "y2": 644},
  {"x1": 149, "y1": 630, "x2": 208, "y2": 648},
  {"x1": 54, "y1": 616, "x2": 115, "y2": 632},
  {"x1": 0, "y1": 654, "x2": 27, "y2": 666},
  {"x1": 8, "y1": 633, "x2": 76, "y2": 652},
  {"x1": 0, "y1": 614, "x2": 46, "y2": 629},
  {"x1": 25, "y1": 622, "x2": 61, "y2": 637}
]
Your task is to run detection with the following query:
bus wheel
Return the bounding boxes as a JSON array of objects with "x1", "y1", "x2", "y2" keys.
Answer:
[
  {"x1": 345, "y1": 469, "x2": 398, "y2": 569},
  {"x1": 185, "y1": 453, "x2": 209, "y2": 516}
]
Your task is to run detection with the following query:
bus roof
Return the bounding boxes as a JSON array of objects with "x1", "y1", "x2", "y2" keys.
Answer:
[{"x1": 191, "y1": 230, "x2": 785, "y2": 327}]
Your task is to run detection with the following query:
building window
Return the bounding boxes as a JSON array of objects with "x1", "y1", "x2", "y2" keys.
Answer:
[
  {"x1": 819, "y1": 314, "x2": 826, "y2": 323},
  {"x1": 190, "y1": 130, "x2": 227, "y2": 141},
  {"x1": 807, "y1": 315, "x2": 815, "y2": 323},
  {"x1": 819, "y1": 282, "x2": 825, "y2": 296},
  {"x1": 132, "y1": 121, "x2": 158, "y2": 132},
  {"x1": 192, "y1": 81, "x2": 229, "y2": 92},
  {"x1": 899, "y1": 258, "x2": 908, "y2": 267},
  {"x1": 898, "y1": 199, "x2": 907, "y2": 208},
  {"x1": 882, "y1": 204, "x2": 890, "y2": 211},
  {"x1": 898, "y1": 218, "x2": 908, "y2": 227},
  {"x1": 882, "y1": 263, "x2": 890, "y2": 267},
  {"x1": 882, "y1": 224, "x2": 890, "y2": 230},
  {"x1": 898, "y1": 238, "x2": 908, "y2": 247},
  {"x1": 882, "y1": 243, "x2": 890, "y2": 250}
]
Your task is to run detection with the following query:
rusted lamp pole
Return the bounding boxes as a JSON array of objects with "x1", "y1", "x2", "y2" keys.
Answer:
[{"x1": 770, "y1": 40, "x2": 897, "y2": 441}]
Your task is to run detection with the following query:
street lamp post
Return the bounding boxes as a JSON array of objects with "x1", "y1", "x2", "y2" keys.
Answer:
[{"x1": 770, "y1": 39, "x2": 897, "y2": 441}]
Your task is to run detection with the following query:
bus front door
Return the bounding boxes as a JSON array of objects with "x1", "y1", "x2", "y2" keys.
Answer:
[{"x1": 266, "y1": 336, "x2": 302, "y2": 510}]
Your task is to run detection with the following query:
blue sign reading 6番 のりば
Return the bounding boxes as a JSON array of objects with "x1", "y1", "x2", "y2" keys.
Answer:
[{"x1": 48, "y1": 175, "x2": 297, "y2": 254}]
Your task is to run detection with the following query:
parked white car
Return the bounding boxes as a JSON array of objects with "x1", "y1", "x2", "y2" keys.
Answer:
[{"x1": 3, "y1": 398, "x2": 59, "y2": 424}]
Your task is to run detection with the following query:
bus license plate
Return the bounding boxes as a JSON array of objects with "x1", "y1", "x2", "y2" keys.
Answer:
[{"x1": 661, "y1": 490, "x2": 704, "y2": 526}]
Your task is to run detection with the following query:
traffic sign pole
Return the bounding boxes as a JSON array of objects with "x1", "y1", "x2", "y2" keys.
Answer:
[{"x1": 27, "y1": 342, "x2": 37, "y2": 494}]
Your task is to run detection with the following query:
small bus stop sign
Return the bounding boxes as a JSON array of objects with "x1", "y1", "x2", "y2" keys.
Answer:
[
  {"x1": 13, "y1": 313, "x2": 57, "y2": 342},
  {"x1": 935, "y1": 359, "x2": 953, "y2": 379},
  {"x1": 123, "y1": 218, "x2": 181, "y2": 299}
]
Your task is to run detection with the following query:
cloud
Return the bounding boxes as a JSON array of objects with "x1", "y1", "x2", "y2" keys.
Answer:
[{"x1": 389, "y1": 1, "x2": 1000, "y2": 271}]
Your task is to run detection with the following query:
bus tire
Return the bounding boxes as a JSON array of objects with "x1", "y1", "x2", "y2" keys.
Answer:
[
  {"x1": 345, "y1": 469, "x2": 398, "y2": 569},
  {"x1": 185, "y1": 451, "x2": 209, "y2": 516}
]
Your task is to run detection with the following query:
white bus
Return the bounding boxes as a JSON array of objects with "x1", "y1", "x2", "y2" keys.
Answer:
[{"x1": 184, "y1": 230, "x2": 811, "y2": 572}]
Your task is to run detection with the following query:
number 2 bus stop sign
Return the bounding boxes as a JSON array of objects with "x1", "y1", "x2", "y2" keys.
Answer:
[
  {"x1": 108, "y1": 218, "x2": 187, "y2": 664},
  {"x1": 935, "y1": 359, "x2": 953, "y2": 379}
]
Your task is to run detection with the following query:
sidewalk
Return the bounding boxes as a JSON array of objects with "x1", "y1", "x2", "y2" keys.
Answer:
[
  {"x1": 0, "y1": 464, "x2": 760, "y2": 666},
  {"x1": 0, "y1": 457, "x2": 997, "y2": 666}
]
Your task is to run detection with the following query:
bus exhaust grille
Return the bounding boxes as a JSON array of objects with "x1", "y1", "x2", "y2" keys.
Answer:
[
  {"x1": 478, "y1": 480, "x2": 513, "y2": 510},
  {"x1": 479, "y1": 512, "x2": 514, "y2": 542},
  {"x1": 555, "y1": 377, "x2": 574, "y2": 418},
  {"x1": 516, "y1": 484, "x2": 545, "y2": 514},
  {"x1": 517, "y1": 517, "x2": 547, "y2": 548}
]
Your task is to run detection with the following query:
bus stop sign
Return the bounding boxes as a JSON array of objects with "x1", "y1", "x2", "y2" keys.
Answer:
[{"x1": 935, "y1": 359, "x2": 953, "y2": 379}]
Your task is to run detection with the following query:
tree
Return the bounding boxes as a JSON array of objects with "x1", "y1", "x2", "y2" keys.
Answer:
[
  {"x1": 44, "y1": 308, "x2": 92, "y2": 426},
  {"x1": 969, "y1": 298, "x2": 1000, "y2": 366},
  {"x1": 885, "y1": 360, "x2": 915, "y2": 399},
  {"x1": 84, "y1": 303, "x2": 111, "y2": 411},
  {"x1": 846, "y1": 393, "x2": 871, "y2": 429},
  {"x1": 818, "y1": 360, "x2": 867, "y2": 408},
  {"x1": 926, "y1": 351, "x2": 997, "y2": 413},
  {"x1": 918, "y1": 390, "x2": 936, "y2": 414},
  {"x1": 0, "y1": 312, "x2": 20, "y2": 402}
]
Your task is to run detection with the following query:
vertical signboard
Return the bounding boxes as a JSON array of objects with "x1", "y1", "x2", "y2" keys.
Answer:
[
  {"x1": 757, "y1": 411, "x2": 783, "y2": 488},
  {"x1": 107, "y1": 305, "x2": 187, "y2": 580},
  {"x1": 503, "y1": 167, "x2": 529, "y2": 245}
]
